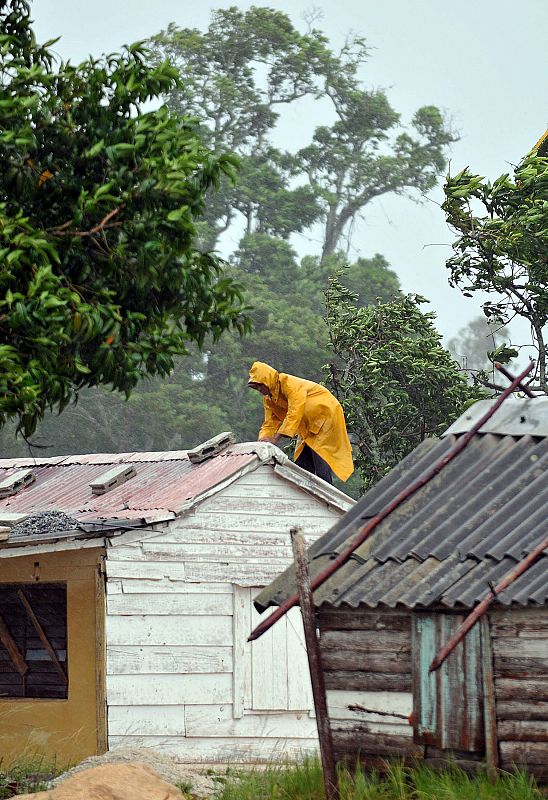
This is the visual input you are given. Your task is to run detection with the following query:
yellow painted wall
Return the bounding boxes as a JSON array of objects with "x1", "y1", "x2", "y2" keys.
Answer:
[{"x1": 0, "y1": 547, "x2": 106, "y2": 768}]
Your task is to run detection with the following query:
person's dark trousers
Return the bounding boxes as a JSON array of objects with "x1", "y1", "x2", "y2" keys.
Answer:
[{"x1": 295, "y1": 443, "x2": 333, "y2": 484}]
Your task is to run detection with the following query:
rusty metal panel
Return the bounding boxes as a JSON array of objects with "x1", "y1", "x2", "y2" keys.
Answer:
[{"x1": 0, "y1": 450, "x2": 257, "y2": 536}]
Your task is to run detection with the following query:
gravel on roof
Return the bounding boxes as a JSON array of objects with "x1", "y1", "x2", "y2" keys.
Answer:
[{"x1": 11, "y1": 510, "x2": 80, "y2": 537}]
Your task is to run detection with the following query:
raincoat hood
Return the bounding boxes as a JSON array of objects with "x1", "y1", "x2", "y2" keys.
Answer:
[{"x1": 248, "y1": 361, "x2": 280, "y2": 398}]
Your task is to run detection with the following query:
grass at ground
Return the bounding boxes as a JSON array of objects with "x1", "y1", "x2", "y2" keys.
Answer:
[
  {"x1": 0, "y1": 754, "x2": 62, "y2": 798},
  {"x1": 218, "y1": 758, "x2": 544, "y2": 800},
  {"x1": 1, "y1": 754, "x2": 544, "y2": 799}
]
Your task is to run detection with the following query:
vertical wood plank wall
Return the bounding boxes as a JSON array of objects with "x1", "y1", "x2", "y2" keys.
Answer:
[{"x1": 105, "y1": 466, "x2": 343, "y2": 763}]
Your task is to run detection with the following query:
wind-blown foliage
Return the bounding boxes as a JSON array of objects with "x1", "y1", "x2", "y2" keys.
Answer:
[
  {"x1": 150, "y1": 7, "x2": 456, "y2": 259},
  {"x1": 0, "y1": 6, "x2": 463, "y2": 497},
  {"x1": 0, "y1": 0, "x2": 248, "y2": 436},
  {"x1": 443, "y1": 151, "x2": 548, "y2": 391},
  {"x1": 325, "y1": 273, "x2": 481, "y2": 487}
]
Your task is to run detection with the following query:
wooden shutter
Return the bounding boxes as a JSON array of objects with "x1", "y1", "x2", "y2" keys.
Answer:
[
  {"x1": 412, "y1": 612, "x2": 485, "y2": 752},
  {"x1": 233, "y1": 586, "x2": 313, "y2": 715}
]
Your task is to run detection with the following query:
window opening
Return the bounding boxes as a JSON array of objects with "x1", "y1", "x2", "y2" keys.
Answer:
[{"x1": 0, "y1": 584, "x2": 68, "y2": 699}]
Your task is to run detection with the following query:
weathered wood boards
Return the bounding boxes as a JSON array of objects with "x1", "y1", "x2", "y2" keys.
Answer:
[
  {"x1": 318, "y1": 605, "x2": 548, "y2": 779},
  {"x1": 490, "y1": 608, "x2": 548, "y2": 779},
  {"x1": 318, "y1": 608, "x2": 414, "y2": 767},
  {"x1": 104, "y1": 466, "x2": 344, "y2": 762}
]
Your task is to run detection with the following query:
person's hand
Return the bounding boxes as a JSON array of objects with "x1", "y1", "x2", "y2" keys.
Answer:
[{"x1": 259, "y1": 434, "x2": 282, "y2": 445}]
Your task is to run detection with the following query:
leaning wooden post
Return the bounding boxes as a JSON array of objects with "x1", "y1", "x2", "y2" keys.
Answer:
[{"x1": 290, "y1": 526, "x2": 339, "y2": 800}]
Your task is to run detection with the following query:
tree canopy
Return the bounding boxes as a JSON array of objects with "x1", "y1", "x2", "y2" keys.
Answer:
[
  {"x1": 325, "y1": 273, "x2": 481, "y2": 487},
  {"x1": 443, "y1": 147, "x2": 548, "y2": 391},
  {"x1": 150, "y1": 6, "x2": 456, "y2": 259},
  {"x1": 0, "y1": 0, "x2": 248, "y2": 436}
]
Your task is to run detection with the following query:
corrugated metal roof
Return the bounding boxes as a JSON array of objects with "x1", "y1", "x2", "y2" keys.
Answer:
[
  {"x1": 0, "y1": 445, "x2": 260, "y2": 547},
  {"x1": 0, "y1": 441, "x2": 354, "y2": 553},
  {"x1": 444, "y1": 395, "x2": 548, "y2": 437},
  {"x1": 255, "y1": 405, "x2": 548, "y2": 611}
]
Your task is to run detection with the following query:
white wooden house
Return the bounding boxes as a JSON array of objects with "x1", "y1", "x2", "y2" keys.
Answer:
[{"x1": 0, "y1": 438, "x2": 353, "y2": 764}]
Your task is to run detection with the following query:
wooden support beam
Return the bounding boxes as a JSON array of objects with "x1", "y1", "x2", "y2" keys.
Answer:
[
  {"x1": 480, "y1": 617, "x2": 499, "y2": 779},
  {"x1": 17, "y1": 589, "x2": 67, "y2": 684},
  {"x1": 0, "y1": 613, "x2": 28, "y2": 676},
  {"x1": 291, "y1": 526, "x2": 339, "y2": 800}
]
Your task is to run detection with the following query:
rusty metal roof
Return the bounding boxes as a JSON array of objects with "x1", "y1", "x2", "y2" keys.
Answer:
[
  {"x1": 255, "y1": 399, "x2": 548, "y2": 611},
  {"x1": 0, "y1": 445, "x2": 260, "y2": 533},
  {"x1": 0, "y1": 441, "x2": 353, "y2": 553}
]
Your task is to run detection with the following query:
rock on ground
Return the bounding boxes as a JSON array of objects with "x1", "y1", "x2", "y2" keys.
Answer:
[
  {"x1": 50, "y1": 748, "x2": 223, "y2": 799},
  {"x1": 14, "y1": 762, "x2": 183, "y2": 800}
]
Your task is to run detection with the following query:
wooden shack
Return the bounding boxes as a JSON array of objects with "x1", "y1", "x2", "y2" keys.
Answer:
[
  {"x1": 255, "y1": 397, "x2": 548, "y2": 780},
  {"x1": 0, "y1": 438, "x2": 353, "y2": 765}
]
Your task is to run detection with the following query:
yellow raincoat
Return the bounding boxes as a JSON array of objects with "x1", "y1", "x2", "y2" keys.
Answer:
[{"x1": 248, "y1": 361, "x2": 354, "y2": 481}]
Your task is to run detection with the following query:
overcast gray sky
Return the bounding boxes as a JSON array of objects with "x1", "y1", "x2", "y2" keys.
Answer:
[{"x1": 31, "y1": 0, "x2": 547, "y2": 343}]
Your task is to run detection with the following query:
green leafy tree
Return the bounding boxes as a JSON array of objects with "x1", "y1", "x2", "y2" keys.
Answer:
[
  {"x1": 325, "y1": 272, "x2": 481, "y2": 487},
  {"x1": 150, "y1": 8, "x2": 326, "y2": 248},
  {"x1": 0, "y1": 251, "x2": 404, "y2": 460},
  {"x1": 0, "y1": 0, "x2": 248, "y2": 436},
  {"x1": 443, "y1": 149, "x2": 548, "y2": 391},
  {"x1": 0, "y1": 5, "x2": 455, "y2": 477},
  {"x1": 301, "y1": 95, "x2": 456, "y2": 261}
]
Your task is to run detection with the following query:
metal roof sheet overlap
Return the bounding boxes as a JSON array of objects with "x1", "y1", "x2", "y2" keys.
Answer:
[
  {"x1": 0, "y1": 446, "x2": 259, "y2": 548},
  {"x1": 255, "y1": 401, "x2": 548, "y2": 612}
]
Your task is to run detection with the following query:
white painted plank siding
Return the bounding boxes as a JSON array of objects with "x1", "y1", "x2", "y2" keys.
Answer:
[
  {"x1": 185, "y1": 705, "x2": 317, "y2": 738},
  {"x1": 107, "y1": 592, "x2": 233, "y2": 616},
  {"x1": 107, "y1": 673, "x2": 232, "y2": 705},
  {"x1": 107, "y1": 646, "x2": 232, "y2": 674},
  {"x1": 106, "y1": 615, "x2": 232, "y2": 646},
  {"x1": 112, "y1": 579, "x2": 233, "y2": 594},
  {"x1": 105, "y1": 464, "x2": 347, "y2": 761},
  {"x1": 106, "y1": 560, "x2": 187, "y2": 580},
  {"x1": 107, "y1": 735, "x2": 319, "y2": 762},
  {"x1": 109, "y1": 705, "x2": 186, "y2": 736}
]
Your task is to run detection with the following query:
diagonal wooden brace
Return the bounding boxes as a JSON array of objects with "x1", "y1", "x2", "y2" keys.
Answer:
[
  {"x1": 17, "y1": 589, "x2": 67, "y2": 684},
  {"x1": 0, "y1": 613, "x2": 28, "y2": 676}
]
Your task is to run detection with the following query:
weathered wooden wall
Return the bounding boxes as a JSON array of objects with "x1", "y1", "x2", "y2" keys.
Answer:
[
  {"x1": 490, "y1": 608, "x2": 548, "y2": 781},
  {"x1": 105, "y1": 465, "x2": 345, "y2": 762},
  {"x1": 318, "y1": 608, "x2": 418, "y2": 768},
  {"x1": 319, "y1": 605, "x2": 548, "y2": 780}
]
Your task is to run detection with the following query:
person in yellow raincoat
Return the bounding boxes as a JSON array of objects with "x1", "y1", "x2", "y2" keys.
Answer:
[{"x1": 248, "y1": 361, "x2": 354, "y2": 483}]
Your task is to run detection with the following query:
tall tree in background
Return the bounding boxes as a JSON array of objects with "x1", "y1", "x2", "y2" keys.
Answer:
[
  {"x1": 443, "y1": 145, "x2": 548, "y2": 392},
  {"x1": 0, "y1": 0, "x2": 248, "y2": 436},
  {"x1": 150, "y1": 8, "x2": 326, "y2": 249},
  {"x1": 325, "y1": 273, "x2": 481, "y2": 487},
  {"x1": 150, "y1": 7, "x2": 456, "y2": 258}
]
